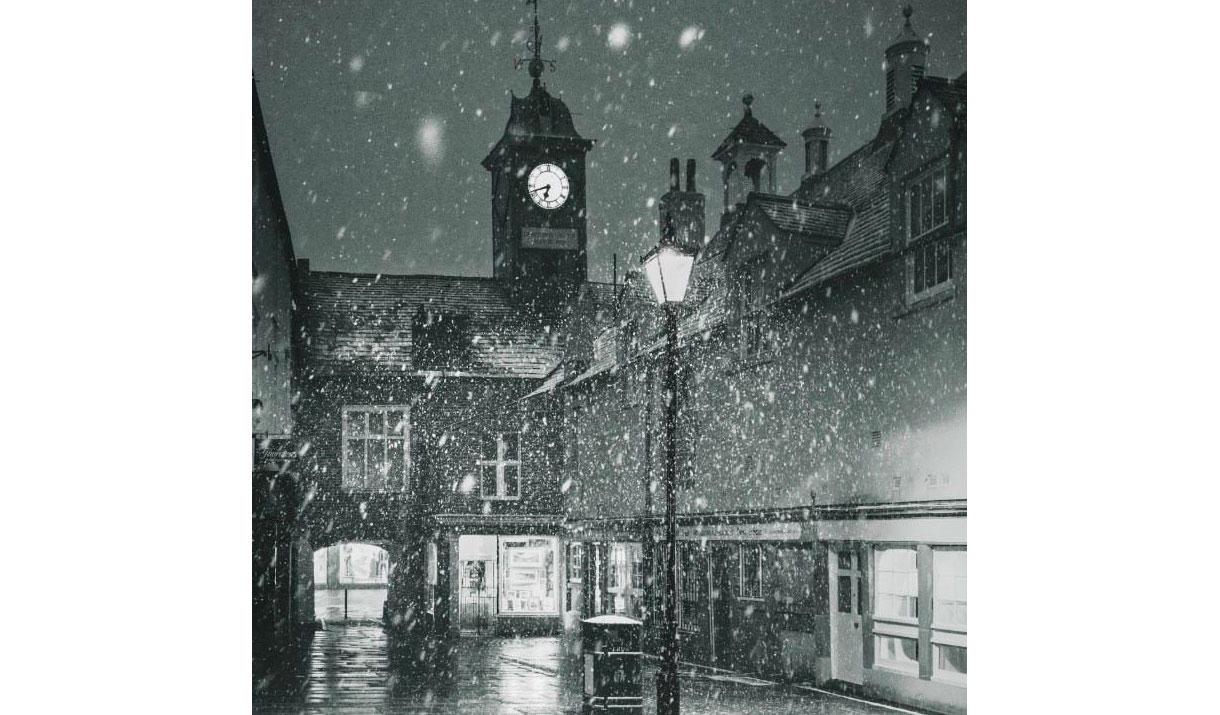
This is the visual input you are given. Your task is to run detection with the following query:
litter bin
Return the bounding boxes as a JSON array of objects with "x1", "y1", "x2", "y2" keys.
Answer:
[{"x1": 581, "y1": 615, "x2": 643, "y2": 715}]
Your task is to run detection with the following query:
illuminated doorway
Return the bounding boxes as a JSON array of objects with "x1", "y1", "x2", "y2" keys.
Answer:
[{"x1": 313, "y1": 543, "x2": 389, "y2": 623}]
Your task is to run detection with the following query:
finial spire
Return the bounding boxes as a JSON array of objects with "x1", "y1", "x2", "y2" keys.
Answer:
[
  {"x1": 742, "y1": 93, "x2": 754, "y2": 117},
  {"x1": 517, "y1": 0, "x2": 555, "y2": 88},
  {"x1": 814, "y1": 101, "x2": 822, "y2": 118}
]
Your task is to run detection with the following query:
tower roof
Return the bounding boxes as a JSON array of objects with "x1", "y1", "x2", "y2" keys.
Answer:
[
  {"x1": 712, "y1": 94, "x2": 786, "y2": 162},
  {"x1": 887, "y1": 4, "x2": 927, "y2": 54},
  {"x1": 481, "y1": 85, "x2": 592, "y2": 169},
  {"x1": 802, "y1": 102, "x2": 832, "y2": 139}
]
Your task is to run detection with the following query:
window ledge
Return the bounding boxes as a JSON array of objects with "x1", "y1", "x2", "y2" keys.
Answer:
[
  {"x1": 931, "y1": 672, "x2": 967, "y2": 688},
  {"x1": 894, "y1": 285, "x2": 956, "y2": 320},
  {"x1": 726, "y1": 355, "x2": 775, "y2": 376},
  {"x1": 872, "y1": 662, "x2": 920, "y2": 678},
  {"x1": 481, "y1": 496, "x2": 522, "y2": 502}
]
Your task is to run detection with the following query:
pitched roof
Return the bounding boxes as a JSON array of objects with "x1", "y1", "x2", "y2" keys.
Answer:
[
  {"x1": 752, "y1": 194, "x2": 854, "y2": 238},
  {"x1": 918, "y1": 75, "x2": 967, "y2": 119},
  {"x1": 301, "y1": 271, "x2": 564, "y2": 378},
  {"x1": 784, "y1": 136, "x2": 896, "y2": 296},
  {"x1": 699, "y1": 193, "x2": 852, "y2": 261},
  {"x1": 711, "y1": 109, "x2": 787, "y2": 161}
]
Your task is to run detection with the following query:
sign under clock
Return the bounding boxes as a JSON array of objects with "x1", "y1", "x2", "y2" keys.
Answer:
[{"x1": 527, "y1": 163, "x2": 570, "y2": 210}]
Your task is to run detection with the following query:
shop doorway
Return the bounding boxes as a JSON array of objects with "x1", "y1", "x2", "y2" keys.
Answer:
[{"x1": 829, "y1": 546, "x2": 864, "y2": 684}]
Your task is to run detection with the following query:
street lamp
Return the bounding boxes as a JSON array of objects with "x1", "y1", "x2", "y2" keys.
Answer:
[{"x1": 641, "y1": 228, "x2": 695, "y2": 715}]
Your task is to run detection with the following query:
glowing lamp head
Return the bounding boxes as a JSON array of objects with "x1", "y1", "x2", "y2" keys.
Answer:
[{"x1": 641, "y1": 244, "x2": 696, "y2": 304}]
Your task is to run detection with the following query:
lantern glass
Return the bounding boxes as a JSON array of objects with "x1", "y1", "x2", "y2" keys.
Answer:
[{"x1": 641, "y1": 245, "x2": 695, "y2": 304}]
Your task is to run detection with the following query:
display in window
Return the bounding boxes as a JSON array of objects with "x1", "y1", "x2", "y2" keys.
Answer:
[{"x1": 500, "y1": 538, "x2": 557, "y2": 614}]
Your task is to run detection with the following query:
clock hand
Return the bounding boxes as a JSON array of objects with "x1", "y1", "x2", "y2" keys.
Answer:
[{"x1": 532, "y1": 184, "x2": 551, "y2": 196}]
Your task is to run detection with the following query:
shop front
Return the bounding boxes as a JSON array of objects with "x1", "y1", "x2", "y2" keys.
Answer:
[{"x1": 436, "y1": 516, "x2": 565, "y2": 636}]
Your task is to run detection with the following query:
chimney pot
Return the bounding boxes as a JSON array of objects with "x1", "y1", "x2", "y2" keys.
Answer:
[
  {"x1": 669, "y1": 158, "x2": 680, "y2": 191},
  {"x1": 686, "y1": 159, "x2": 696, "y2": 193}
]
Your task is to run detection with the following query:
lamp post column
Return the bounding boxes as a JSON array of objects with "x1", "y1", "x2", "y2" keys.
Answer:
[{"x1": 658, "y1": 302, "x2": 680, "y2": 715}]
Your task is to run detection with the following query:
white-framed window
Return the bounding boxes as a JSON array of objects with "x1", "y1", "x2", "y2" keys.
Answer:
[
  {"x1": 932, "y1": 548, "x2": 967, "y2": 685},
  {"x1": 476, "y1": 433, "x2": 521, "y2": 500},
  {"x1": 341, "y1": 406, "x2": 409, "y2": 490},
  {"x1": 740, "y1": 544, "x2": 764, "y2": 599},
  {"x1": 907, "y1": 238, "x2": 954, "y2": 301},
  {"x1": 874, "y1": 547, "x2": 918, "y2": 621},
  {"x1": 906, "y1": 164, "x2": 948, "y2": 242}
]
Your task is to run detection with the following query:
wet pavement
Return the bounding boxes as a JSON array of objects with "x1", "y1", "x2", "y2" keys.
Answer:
[
  {"x1": 314, "y1": 588, "x2": 388, "y2": 623},
  {"x1": 254, "y1": 624, "x2": 931, "y2": 715}
]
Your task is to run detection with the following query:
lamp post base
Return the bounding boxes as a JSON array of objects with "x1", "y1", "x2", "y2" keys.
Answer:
[{"x1": 657, "y1": 671, "x2": 680, "y2": 715}]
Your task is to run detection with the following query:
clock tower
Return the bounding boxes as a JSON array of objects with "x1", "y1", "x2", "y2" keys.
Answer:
[{"x1": 482, "y1": 1, "x2": 593, "y2": 311}]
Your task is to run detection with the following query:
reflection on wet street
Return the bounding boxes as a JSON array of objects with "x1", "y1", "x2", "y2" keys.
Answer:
[
  {"x1": 313, "y1": 588, "x2": 387, "y2": 623},
  {"x1": 254, "y1": 624, "x2": 928, "y2": 715}
]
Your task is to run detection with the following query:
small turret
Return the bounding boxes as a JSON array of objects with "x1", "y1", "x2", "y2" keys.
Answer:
[
  {"x1": 712, "y1": 94, "x2": 786, "y2": 227},
  {"x1": 801, "y1": 102, "x2": 832, "y2": 179},
  {"x1": 885, "y1": 5, "x2": 929, "y2": 114}
]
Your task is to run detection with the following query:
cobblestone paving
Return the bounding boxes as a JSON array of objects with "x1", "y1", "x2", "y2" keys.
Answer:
[{"x1": 254, "y1": 624, "x2": 931, "y2": 715}]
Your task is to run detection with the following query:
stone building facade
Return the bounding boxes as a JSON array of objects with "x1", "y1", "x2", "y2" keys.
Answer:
[{"x1": 543, "y1": 11, "x2": 967, "y2": 714}]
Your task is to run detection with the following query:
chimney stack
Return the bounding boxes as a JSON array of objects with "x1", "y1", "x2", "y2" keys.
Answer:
[{"x1": 659, "y1": 157, "x2": 706, "y2": 252}]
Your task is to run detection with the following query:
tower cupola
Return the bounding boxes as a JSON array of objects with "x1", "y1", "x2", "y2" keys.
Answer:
[
  {"x1": 712, "y1": 94, "x2": 786, "y2": 227},
  {"x1": 885, "y1": 5, "x2": 930, "y2": 114}
]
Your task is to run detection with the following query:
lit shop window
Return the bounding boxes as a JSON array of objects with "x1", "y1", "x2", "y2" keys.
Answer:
[
  {"x1": 499, "y1": 537, "x2": 558, "y2": 614},
  {"x1": 342, "y1": 406, "x2": 408, "y2": 490},
  {"x1": 932, "y1": 548, "x2": 967, "y2": 685},
  {"x1": 874, "y1": 547, "x2": 918, "y2": 620},
  {"x1": 875, "y1": 633, "x2": 920, "y2": 673}
]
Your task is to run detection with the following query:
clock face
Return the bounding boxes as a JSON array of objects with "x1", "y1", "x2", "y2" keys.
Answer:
[{"x1": 527, "y1": 163, "x2": 570, "y2": 210}]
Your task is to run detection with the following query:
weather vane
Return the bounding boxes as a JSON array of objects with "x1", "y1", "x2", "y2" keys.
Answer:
[{"x1": 515, "y1": 0, "x2": 556, "y2": 87}]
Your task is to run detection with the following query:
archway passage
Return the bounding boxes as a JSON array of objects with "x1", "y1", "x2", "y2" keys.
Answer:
[{"x1": 313, "y1": 543, "x2": 389, "y2": 623}]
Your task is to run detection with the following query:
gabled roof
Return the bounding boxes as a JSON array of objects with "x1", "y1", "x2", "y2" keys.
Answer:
[
  {"x1": 918, "y1": 75, "x2": 967, "y2": 119},
  {"x1": 301, "y1": 271, "x2": 564, "y2": 378},
  {"x1": 711, "y1": 106, "x2": 787, "y2": 161}
]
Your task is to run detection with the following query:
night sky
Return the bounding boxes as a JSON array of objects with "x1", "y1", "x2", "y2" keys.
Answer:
[{"x1": 253, "y1": 0, "x2": 966, "y2": 282}]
